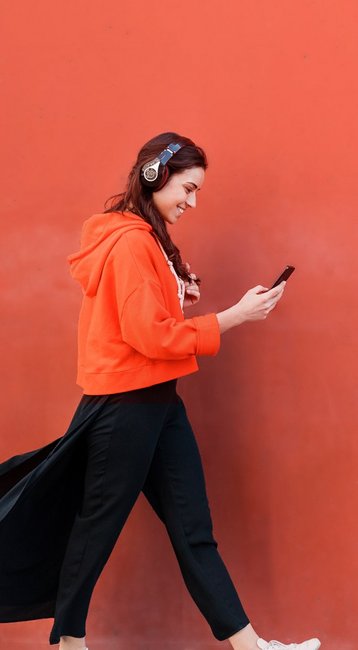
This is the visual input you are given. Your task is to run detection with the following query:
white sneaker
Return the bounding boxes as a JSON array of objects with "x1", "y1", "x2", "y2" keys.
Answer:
[{"x1": 257, "y1": 637, "x2": 321, "y2": 650}]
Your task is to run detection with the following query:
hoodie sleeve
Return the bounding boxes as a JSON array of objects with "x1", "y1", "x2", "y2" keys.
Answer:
[{"x1": 120, "y1": 279, "x2": 221, "y2": 360}]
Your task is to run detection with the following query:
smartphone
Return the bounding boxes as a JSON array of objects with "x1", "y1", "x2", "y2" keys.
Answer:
[
  {"x1": 261, "y1": 265, "x2": 295, "y2": 292},
  {"x1": 269, "y1": 265, "x2": 295, "y2": 289}
]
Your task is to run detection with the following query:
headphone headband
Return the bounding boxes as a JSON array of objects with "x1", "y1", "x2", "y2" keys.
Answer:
[{"x1": 158, "y1": 143, "x2": 182, "y2": 165}]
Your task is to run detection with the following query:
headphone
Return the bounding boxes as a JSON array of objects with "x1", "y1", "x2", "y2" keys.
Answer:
[{"x1": 140, "y1": 142, "x2": 183, "y2": 191}]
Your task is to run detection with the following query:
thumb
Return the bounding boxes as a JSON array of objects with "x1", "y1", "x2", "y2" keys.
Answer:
[{"x1": 254, "y1": 285, "x2": 269, "y2": 294}]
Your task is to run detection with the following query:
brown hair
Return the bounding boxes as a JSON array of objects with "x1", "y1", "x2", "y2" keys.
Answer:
[{"x1": 103, "y1": 132, "x2": 208, "y2": 285}]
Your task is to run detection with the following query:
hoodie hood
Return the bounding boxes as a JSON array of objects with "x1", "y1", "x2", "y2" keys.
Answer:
[{"x1": 68, "y1": 211, "x2": 153, "y2": 297}]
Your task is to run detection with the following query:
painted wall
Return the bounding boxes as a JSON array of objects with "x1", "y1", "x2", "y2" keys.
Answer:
[{"x1": 0, "y1": 2, "x2": 357, "y2": 649}]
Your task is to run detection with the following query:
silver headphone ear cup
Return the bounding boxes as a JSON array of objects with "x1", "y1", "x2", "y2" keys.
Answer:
[
  {"x1": 140, "y1": 142, "x2": 183, "y2": 189},
  {"x1": 141, "y1": 158, "x2": 161, "y2": 187},
  {"x1": 143, "y1": 167, "x2": 158, "y2": 182}
]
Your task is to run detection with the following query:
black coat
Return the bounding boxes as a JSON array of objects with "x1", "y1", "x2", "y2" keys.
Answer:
[{"x1": 0, "y1": 394, "x2": 109, "y2": 623}]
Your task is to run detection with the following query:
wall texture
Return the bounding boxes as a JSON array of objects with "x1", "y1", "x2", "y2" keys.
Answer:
[{"x1": 0, "y1": 1, "x2": 357, "y2": 649}]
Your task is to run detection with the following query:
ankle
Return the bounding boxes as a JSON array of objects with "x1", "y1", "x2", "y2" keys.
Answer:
[
  {"x1": 229, "y1": 623, "x2": 259, "y2": 650},
  {"x1": 59, "y1": 635, "x2": 87, "y2": 650}
]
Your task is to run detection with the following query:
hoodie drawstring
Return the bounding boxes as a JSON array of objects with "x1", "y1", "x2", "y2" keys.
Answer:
[{"x1": 155, "y1": 240, "x2": 186, "y2": 313}]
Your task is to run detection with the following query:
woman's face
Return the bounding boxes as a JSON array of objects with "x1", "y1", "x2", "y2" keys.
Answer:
[{"x1": 152, "y1": 166, "x2": 205, "y2": 225}]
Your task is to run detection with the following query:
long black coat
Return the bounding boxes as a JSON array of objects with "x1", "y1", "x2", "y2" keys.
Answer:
[{"x1": 0, "y1": 394, "x2": 110, "y2": 623}]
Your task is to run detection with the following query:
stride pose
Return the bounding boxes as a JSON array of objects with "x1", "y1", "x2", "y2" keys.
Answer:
[{"x1": 0, "y1": 132, "x2": 320, "y2": 650}]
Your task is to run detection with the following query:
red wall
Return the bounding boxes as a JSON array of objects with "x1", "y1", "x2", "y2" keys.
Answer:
[{"x1": 0, "y1": 2, "x2": 357, "y2": 649}]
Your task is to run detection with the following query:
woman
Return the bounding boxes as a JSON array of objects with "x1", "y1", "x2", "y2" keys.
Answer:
[{"x1": 0, "y1": 132, "x2": 320, "y2": 650}]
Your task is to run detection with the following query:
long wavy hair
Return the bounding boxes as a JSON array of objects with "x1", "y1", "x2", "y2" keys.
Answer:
[{"x1": 104, "y1": 132, "x2": 208, "y2": 285}]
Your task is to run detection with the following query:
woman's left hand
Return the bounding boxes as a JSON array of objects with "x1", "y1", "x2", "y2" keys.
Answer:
[{"x1": 183, "y1": 262, "x2": 200, "y2": 307}]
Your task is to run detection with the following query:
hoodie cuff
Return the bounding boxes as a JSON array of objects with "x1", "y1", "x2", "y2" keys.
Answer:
[{"x1": 192, "y1": 313, "x2": 221, "y2": 356}]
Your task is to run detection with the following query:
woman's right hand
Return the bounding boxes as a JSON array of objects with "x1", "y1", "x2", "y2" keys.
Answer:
[{"x1": 233, "y1": 281, "x2": 286, "y2": 324}]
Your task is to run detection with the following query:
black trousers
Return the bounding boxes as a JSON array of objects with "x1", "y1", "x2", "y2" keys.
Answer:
[{"x1": 49, "y1": 379, "x2": 250, "y2": 644}]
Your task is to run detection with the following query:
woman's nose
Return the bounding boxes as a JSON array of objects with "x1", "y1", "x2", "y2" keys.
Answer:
[{"x1": 186, "y1": 193, "x2": 196, "y2": 208}]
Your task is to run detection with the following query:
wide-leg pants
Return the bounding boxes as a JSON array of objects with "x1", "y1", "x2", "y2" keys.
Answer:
[{"x1": 49, "y1": 379, "x2": 250, "y2": 644}]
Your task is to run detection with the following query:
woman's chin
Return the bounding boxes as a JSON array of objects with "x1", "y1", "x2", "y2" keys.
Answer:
[
  {"x1": 160, "y1": 209, "x2": 180, "y2": 224},
  {"x1": 168, "y1": 212, "x2": 180, "y2": 224}
]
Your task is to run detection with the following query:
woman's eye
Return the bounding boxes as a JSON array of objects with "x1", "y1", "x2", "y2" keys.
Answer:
[{"x1": 184, "y1": 187, "x2": 191, "y2": 194}]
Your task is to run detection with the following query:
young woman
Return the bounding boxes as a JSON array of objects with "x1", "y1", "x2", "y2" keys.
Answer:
[{"x1": 0, "y1": 132, "x2": 320, "y2": 650}]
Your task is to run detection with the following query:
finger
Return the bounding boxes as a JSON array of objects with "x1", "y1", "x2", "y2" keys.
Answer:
[{"x1": 264, "y1": 282, "x2": 286, "y2": 298}]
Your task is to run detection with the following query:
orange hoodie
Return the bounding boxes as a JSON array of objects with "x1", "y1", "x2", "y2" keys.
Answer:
[{"x1": 68, "y1": 211, "x2": 221, "y2": 394}]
